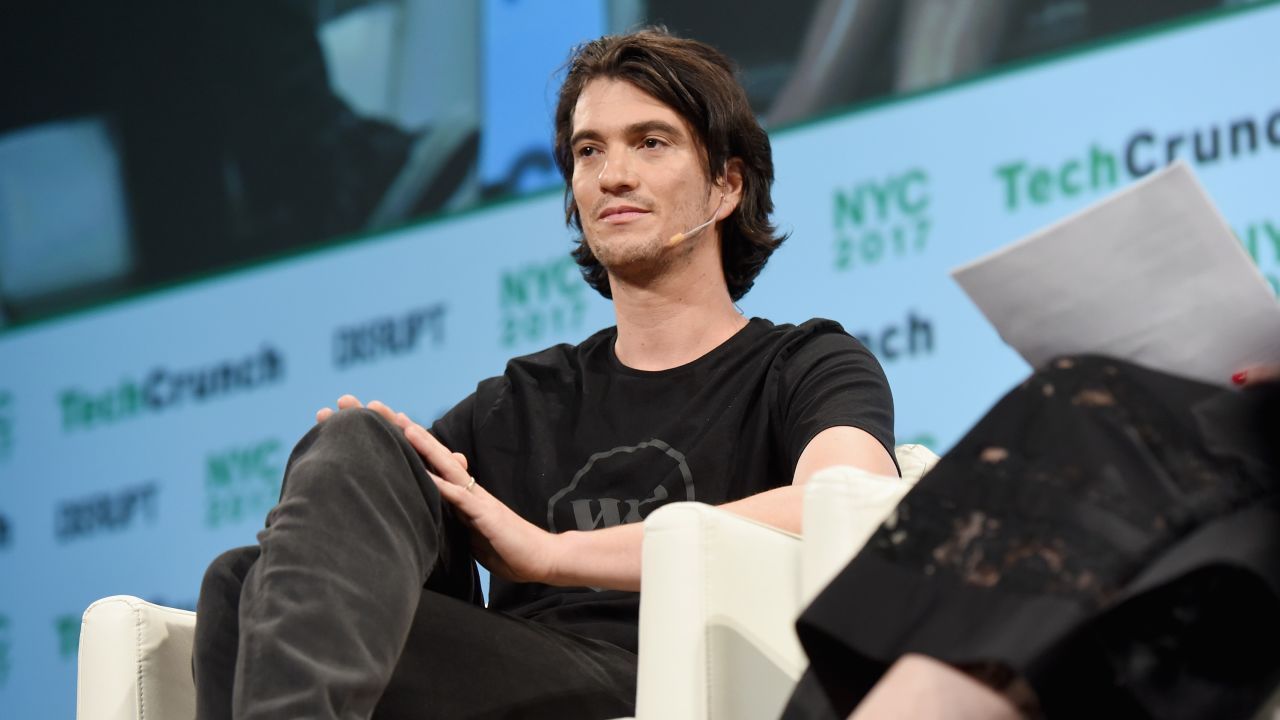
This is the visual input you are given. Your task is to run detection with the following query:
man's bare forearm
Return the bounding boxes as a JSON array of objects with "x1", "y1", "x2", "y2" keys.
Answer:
[
  {"x1": 544, "y1": 426, "x2": 898, "y2": 592},
  {"x1": 546, "y1": 484, "x2": 804, "y2": 592}
]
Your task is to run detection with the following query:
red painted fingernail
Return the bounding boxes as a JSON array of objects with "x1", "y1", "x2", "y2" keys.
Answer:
[{"x1": 1231, "y1": 371, "x2": 1247, "y2": 385}]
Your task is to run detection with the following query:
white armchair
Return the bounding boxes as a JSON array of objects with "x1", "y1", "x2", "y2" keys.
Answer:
[
  {"x1": 77, "y1": 595, "x2": 198, "y2": 720},
  {"x1": 634, "y1": 444, "x2": 938, "y2": 720},
  {"x1": 76, "y1": 446, "x2": 938, "y2": 720}
]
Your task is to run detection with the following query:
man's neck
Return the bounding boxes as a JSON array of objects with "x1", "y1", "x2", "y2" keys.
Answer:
[{"x1": 608, "y1": 251, "x2": 747, "y2": 372}]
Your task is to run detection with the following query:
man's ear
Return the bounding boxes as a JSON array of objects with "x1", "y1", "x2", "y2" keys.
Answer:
[{"x1": 715, "y1": 158, "x2": 746, "y2": 221}]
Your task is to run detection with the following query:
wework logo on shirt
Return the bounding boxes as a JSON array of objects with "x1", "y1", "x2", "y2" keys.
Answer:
[
  {"x1": 832, "y1": 168, "x2": 931, "y2": 272},
  {"x1": 499, "y1": 255, "x2": 587, "y2": 348},
  {"x1": 546, "y1": 439, "x2": 695, "y2": 532}
]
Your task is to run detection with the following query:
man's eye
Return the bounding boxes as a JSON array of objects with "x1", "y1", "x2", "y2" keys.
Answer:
[
  {"x1": 577, "y1": 146, "x2": 598, "y2": 158},
  {"x1": 642, "y1": 137, "x2": 665, "y2": 149}
]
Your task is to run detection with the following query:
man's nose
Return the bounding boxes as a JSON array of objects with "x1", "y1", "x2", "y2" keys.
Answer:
[{"x1": 596, "y1": 149, "x2": 638, "y2": 192}]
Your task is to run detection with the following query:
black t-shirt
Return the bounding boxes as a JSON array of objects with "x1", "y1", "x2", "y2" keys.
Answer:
[{"x1": 429, "y1": 317, "x2": 894, "y2": 653}]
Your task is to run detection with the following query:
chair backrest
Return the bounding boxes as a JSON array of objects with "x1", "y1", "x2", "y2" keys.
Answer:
[{"x1": 77, "y1": 595, "x2": 197, "y2": 720}]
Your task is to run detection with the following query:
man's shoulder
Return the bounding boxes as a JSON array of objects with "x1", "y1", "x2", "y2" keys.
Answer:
[
  {"x1": 745, "y1": 317, "x2": 883, "y2": 381},
  {"x1": 457, "y1": 328, "x2": 616, "y2": 423},
  {"x1": 752, "y1": 316, "x2": 866, "y2": 351},
  {"x1": 500, "y1": 326, "x2": 617, "y2": 380}
]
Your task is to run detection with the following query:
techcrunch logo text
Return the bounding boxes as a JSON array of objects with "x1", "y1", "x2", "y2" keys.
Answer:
[
  {"x1": 852, "y1": 309, "x2": 936, "y2": 363},
  {"x1": 501, "y1": 255, "x2": 587, "y2": 347},
  {"x1": 59, "y1": 345, "x2": 285, "y2": 432},
  {"x1": 205, "y1": 438, "x2": 283, "y2": 528},
  {"x1": 55, "y1": 482, "x2": 159, "y2": 542},
  {"x1": 333, "y1": 304, "x2": 446, "y2": 370},
  {"x1": 996, "y1": 106, "x2": 1280, "y2": 212},
  {"x1": 833, "y1": 168, "x2": 930, "y2": 271}
]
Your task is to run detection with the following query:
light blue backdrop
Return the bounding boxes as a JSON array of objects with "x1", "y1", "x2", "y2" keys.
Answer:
[{"x1": 1, "y1": 6, "x2": 1278, "y2": 716}]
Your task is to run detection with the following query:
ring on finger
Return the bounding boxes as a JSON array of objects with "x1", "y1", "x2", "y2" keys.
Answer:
[{"x1": 465, "y1": 476, "x2": 477, "y2": 492}]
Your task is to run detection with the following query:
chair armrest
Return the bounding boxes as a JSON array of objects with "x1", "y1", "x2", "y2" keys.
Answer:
[
  {"x1": 894, "y1": 443, "x2": 941, "y2": 483},
  {"x1": 800, "y1": 444, "x2": 939, "y2": 605},
  {"x1": 77, "y1": 595, "x2": 197, "y2": 720},
  {"x1": 636, "y1": 502, "x2": 805, "y2": 720}
]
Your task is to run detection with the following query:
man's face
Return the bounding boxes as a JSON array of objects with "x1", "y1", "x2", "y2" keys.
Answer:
[{"x1": 569, "y1": 78, "x2": 719, "y2": 280}]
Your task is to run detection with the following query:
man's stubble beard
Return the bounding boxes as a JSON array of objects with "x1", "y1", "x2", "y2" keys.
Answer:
[
  {"x1": 583, "y1": 192, "x2": 709, "y2": 288},
  {"x1": 587, "y1": 228, "x2": 678, "y2": 288}
]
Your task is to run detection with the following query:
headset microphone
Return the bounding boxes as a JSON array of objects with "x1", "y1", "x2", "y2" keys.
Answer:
[{"x1": 667, "y1": 194, "x2": 726, "y2": 247}]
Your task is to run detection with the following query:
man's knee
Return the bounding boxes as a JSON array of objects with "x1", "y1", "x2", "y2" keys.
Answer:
[
  {"x1": 282, "y1": 407, "x2": 444, "y2": 513},
  {"x1": 316, "y1": 407, "x2": 403, "y2": 444},
  {"x1": 288, "y1": 407, "x2": 423, "y2": 482},
  {"x1": 306, "y1": 407, "x2": 425, "y2": 467}
]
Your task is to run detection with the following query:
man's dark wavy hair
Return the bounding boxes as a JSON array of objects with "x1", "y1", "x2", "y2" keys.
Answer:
[{"x1": 553, "y1": 28, "x2": 786, "y2": 302}]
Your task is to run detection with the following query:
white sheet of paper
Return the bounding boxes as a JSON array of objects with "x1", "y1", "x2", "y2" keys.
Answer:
[{"x1": 951, "y1": 161, "x2": 1280, "y2": 387}]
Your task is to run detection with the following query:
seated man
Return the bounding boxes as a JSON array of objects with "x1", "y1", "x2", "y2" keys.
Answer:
[{"x1": 193, "y1": 28, "x2": 899, "y2": 720}]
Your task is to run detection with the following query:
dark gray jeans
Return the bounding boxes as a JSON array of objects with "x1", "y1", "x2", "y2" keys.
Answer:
[{"x1": 193, "y1": 409, "x2": 636, "y2": 719}]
